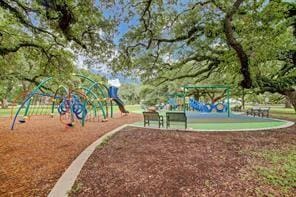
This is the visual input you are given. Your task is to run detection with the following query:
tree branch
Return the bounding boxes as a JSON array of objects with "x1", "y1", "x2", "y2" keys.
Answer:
[
  {"x1": 223, "y1": 0, "x2": 252, "y2": 88},
  {"x1": 156, "y1": 60, "x2": 220, "y2": 86},
  {"x1": 0, "y1": 42, "x2": 46, "y2": 55}
]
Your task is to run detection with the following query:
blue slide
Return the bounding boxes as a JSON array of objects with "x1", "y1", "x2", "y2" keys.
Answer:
[
  {"x1": 108, "y1": 86, "x2": 129, "y2": 113},
  {"x1": 189, "y1": 98, "x2": 227, "y2": 113}
]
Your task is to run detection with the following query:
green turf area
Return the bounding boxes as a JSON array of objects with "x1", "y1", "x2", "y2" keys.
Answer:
[
  {"x1": 190, "y1": 122, "x2": 285, "y2": 130},
  {"x1": 129, "y1": 104, "x2": 293, "y2": 130},
  {"x1": 133, "y1": 120, "x2": 288, "y2": 131}
]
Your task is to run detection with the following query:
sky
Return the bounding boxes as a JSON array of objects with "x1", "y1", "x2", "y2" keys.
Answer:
[
  {"x1": 54, "y1": 0, "x2": 294, "y2": 83},
  {"x1": 98, "y1": 1, "x2": 140, "y2": 45},
  {"x1": 83, "y1": 0, "x2": 141, "y2": 82}
]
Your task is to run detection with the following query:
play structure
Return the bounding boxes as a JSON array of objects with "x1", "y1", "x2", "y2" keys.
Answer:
[
  {"x1": 138, "y1": 84, "x2": 291, "y2": 130},
  {"x1": 182, "y1": 84, "x2": 231, "y2": 117},
  {"x1": 167, "y1": 85, "x2": 230, "y2": 116},
  {"x1": 168, "y1": 93, "x2": 184, "y2": 111},
  {"x1": 10, "y1": 74, "x2": 128, "y2": 130},
  {"x1": 189, "y1": 99, "x2": 228, "y2": 113}
]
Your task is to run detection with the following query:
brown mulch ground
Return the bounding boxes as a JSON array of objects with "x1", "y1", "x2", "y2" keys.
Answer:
[
  {"x1": 73, "y1": 119, "x2": 296, "y2": 196},
  {"x1": 0, "y1": 113, "x2": 142, "y2": 197}
]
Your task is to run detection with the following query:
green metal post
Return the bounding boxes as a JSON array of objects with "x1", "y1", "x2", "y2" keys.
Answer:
[
  {"x1": 24, "y1": 98, "x2": 32, "y2": 117},
  {"x1": 105, "y1": 102, "x2": 108, "y2": 118},
  {"x1": 227, "y1": 88, "x2": 230, "y2": 117},
  {"x1": 81, "y1": 100, "x2": 87, "y2": 127},
  {"x1": 110, "y1": 100, "x2": 113, "y2": 118},
  {"x1": 183, "y1": 87, "x2": 186, "y2": 112},
  {"x1": 51, "y1": 99, "x2": 55, "y2": 117}
]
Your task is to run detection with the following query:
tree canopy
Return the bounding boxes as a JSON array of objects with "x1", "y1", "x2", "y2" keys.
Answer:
[
  {"x1": 0, "y1": 0, "x2": 114, "y2": 82},
  {"x1": 0, "y1": 0, "x2": 116, "y2": 106},
  {"x1": 103, "y1": 0, "x2": 296, "y2": 110},
  {"x1": 0, "y1": 0, "x2": 295, "y2": 110}
]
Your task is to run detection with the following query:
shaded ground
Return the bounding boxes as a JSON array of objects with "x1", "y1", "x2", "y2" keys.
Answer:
[
  {"x1": 73, "y1": 119, "x2": 296, "y2": 196},
  {"x1": 0, "y1": 113, "x2": 142, "y2": 196}
]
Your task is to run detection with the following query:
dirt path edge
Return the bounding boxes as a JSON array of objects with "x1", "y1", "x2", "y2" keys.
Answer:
[{"x1": 48, "y1": 124, "x2": 128, "y2": 197}]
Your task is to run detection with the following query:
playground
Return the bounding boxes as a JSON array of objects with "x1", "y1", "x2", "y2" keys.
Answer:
[
  {"x1": 10, "y1": 74, "x2": 130, "y2": 130},
  {"x1": 0, "y1": 78, "x2": 294, "y2": 196},
  {"x1": 136, "y1": 85, "x2": 294, "y2": 131},
  {"x1": 0, "y1": 1, "x2": 295, "y2": 196},
  {"x1": 0, "y1": 114, "x2": 142, "y2": 196},
  {"x1": 0, "y1": 74, "x2": 143, "y2": 196}
]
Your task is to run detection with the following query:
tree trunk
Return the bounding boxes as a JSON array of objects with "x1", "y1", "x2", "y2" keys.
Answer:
[
  {"x1": 285, "y1": 91, "x2": 296, "y2": 112},
  {"x1": 192, "y1": 90, "x2": 201, "y2": 101},
  {"x1": 224, "y1": 0, "x2": 252, "y2": 89},
  {"x1": 212, "y1": 90, "x2": 226, "y2": 104},
  {"x1": 1, "y1": 98, "x2": 8, "y2": 109},
  {"x1": 285, "y1": 97, "x2": 292, "y2": 108}
]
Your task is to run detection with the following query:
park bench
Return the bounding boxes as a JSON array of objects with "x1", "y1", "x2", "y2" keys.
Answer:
[
  {"x1": 246, "y1": 107, "x2": 270, "y2": 118},
  {"x1": 246, "y1": 107, "x2": 259, "y2": 117},
  {"x1": 260, "y1": 107, "x2": 270, "y2": 118},
  {"x1": 143, "y1": 112, "x2": 164, "y2": 128},
  {"x1": 166, "y1": 112, "x2": 187, "y2": 129}
]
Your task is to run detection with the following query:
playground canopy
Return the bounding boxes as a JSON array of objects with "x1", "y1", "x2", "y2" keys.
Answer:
[{"x1": 182, "y1": 84, "x2": 231, "y2": 117}]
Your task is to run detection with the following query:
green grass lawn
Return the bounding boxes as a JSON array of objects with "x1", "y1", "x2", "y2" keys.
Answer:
[
  {"x1": 1, "y1": 104, "x2": 295, "y2": 120},
  {"x1": 0, "y1": 108, "x2": 11, "y2": 117},
  {"x1": 255, "y1": 147, "x2": 296, "y2": 194},
  {"x1": 243, "y1": 105, "x2": 295, "y2": 119},
  {"x1": 0, "y1": 106, "x2": 56, "y2": 118},
  {"x1": 269, "y1": 108, "x2": 295, "y2": 119},
  {"x1": 125, "y1": 104, "x2": 143, "y2": 113},
  {"x1": 0, "y1": 104, "x2": 143, "y2": 118}
]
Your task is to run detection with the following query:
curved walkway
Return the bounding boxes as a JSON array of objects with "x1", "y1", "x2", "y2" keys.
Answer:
[{"x1": 48, "y1": 125, "x2": 128, "y2": 197}]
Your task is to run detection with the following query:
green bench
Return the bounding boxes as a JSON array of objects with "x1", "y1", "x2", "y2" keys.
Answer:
[
  {"x1": 246, "y1": 107, "x2": 270, "y2": 118},
  {"x1": 260, "y1": 107, "x2": 270, "y2": 118},
  {"x1": 143, "y1": 112, "x2": 164, "y2": 128},
  {"x1": 166, "y1": 112, "x2": 187, "y2": 129}
]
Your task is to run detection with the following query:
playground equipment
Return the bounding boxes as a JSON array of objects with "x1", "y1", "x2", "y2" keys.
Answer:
[
  {"x1": 181, "y1": 84, "x2": 231, "y2": 117},
  {"x1": 189, "y1": 98, "x2": 227, "y2": 113},
  {"x1": 10, "y1": 74, "x2": 128, "y2": 130},
  {"x1": 168, "y1": 98, "x2": 178, "y2": 110},
  {"x1": 108, "y1": 86, "x2": 129, "y2": 113},
  {"x1": 168, "y1": 93, "x2": 185, "y2": 111}
]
